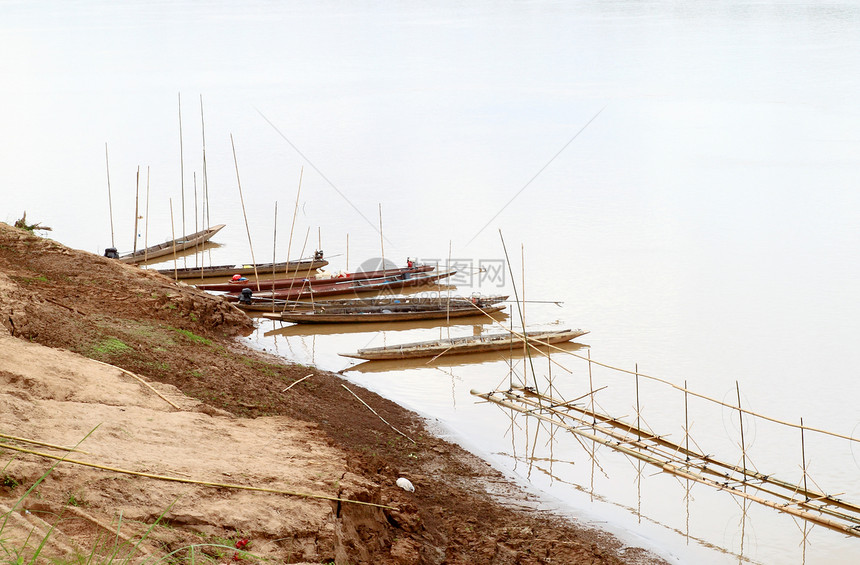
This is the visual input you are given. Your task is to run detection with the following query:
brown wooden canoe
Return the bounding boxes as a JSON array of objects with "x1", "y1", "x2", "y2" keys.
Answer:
[
  {"x1": 120, "y1": 224, "x2": 226, "y2": 264},
  {"x1": 340, "y1": 329, "x2": 589, "y2": 360}
]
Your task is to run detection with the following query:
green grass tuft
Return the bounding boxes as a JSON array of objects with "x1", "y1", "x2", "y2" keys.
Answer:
[{"x1": 91, "y1": 338, "x2": 133, "y2": 356}]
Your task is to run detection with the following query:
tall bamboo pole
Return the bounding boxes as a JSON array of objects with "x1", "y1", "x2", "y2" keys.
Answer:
[
  {"x1": 104, "y1": 143, "x2": 115, "y2": 248},
  {"x1": 737, "y1": 381, "x2": 746, "y2": 481},
  {"x1": 499, "y1": 229, "x2": 539, "y2": 403},
  {"x1": 132, "y1": 167, "x2": 140, "y2": 254},
  {"x1": 169, "y1": 199, "x2": 177, "y2": 280},
  {"x1": 231, "y1": 134, "x2": 259, "y2": 283},
  {"x1": 193, "y1": 172, "x2": 200, "y2": 272},
  {"x1": 378, "y1": 203, "x2": 385, "y2": 274},
  {"x1": 144, "y1": 166, "x2": 150, "y2": 264},
  {"x1": 271, "y1": 201, "x2": 278, "y2": 310},
  {"x1": 635, "y1": 363, "x2": 641, "y2": 442},
  {"x1": 178, "y1": 92, "x2": 186, "y2": 266},
  {"x1": 801, "y1": 417, "x2": 809, "y2": 498},
  {"x1": 200, "y1": 95, "x2": 210, "y2": 229},
  {"x1": 684, "y1": 379, "x2": 690, "y2": 461},
  {"x1": 284, "y1": 167, "x2": 303, "y2": 277},
  {"x1": 588, "y1": 349, "x2": 595, "y2": 425}
]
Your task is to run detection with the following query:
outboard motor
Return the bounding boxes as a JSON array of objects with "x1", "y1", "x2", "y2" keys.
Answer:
[
  {"x1": 104, "y1": 247, "x2": 119, "y2": 259},
  {"x1": 238, "y1": 288, "x2": 253, "y2": 305}
]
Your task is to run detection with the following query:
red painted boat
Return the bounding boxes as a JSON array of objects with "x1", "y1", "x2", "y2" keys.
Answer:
[
  {"x1": 196, "y1": 265, "x2": 433, "y2": 292},
  {"x1": 227, "y1": 270, "x2": 456, "y2": 302}
]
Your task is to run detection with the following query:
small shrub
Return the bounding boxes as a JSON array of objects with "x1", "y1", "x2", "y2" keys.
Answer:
[{"x1": 1, "y1": 473, "x2": 19, "y2": 490}]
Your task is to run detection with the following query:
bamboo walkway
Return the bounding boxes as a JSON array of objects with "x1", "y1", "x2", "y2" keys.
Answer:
[{"x1": 471, "y1": 383, "x2": 860, "y2": 537}]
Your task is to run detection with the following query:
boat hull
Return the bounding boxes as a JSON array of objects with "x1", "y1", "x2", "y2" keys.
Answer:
[
  {"x1": 197, "y1": 265, "x2": 433, "y2": 292},
  {"x1": 341, "y1": 329, "x2": 589, "y2": 360},
  {"x1": 238, "y1": 294, "x2": 507, "y2": 313},
  {"x1": 120, "y1": 224, "x2": 226, "y2": 264},
  {"x1": 158, "y1": 257, "x2": 328, "y2": 279},
  {"x1": 263, "y1": 303, "x2": 505, "y2": 324},
  {"x1": 242, "y1": 270, "x2": 455, "y2": 301}
]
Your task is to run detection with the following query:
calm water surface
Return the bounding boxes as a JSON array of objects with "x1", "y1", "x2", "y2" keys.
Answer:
[{"x1": 3, "y1": 2, "x2": 860, "y2": 563}]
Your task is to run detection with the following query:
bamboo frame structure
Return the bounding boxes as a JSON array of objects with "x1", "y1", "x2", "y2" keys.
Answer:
[{"x1": 471, "y1": 384, "x2": 860, "y2": 537}]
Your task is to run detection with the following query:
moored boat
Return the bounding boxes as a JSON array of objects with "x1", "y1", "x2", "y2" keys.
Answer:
[
  {"x1": 340, "y1": 328, "x2": 589, "y2": 360},
  {"x1": 196, "y1": 264, "x2": 433, "y2": 292},
  {"x1": 119, "y1": 224, "x2": 226, "y2": 264},
  {"x1": 235, "y1": 269, "x2": 456, "y2": 302},
  {"x1": 157, "y1": 252, "x2": 328, "y2": 279},
  {"x1": 261, "y1": 300, "x2": 504, "y2": 323},
  {"x1": 236, "y1": 294, "x2": 508, "y2": 313}
]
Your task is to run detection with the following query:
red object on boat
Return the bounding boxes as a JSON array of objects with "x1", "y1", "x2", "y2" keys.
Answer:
[
  {"x1": 196, "y1": 265, "x2": 433, "y2": 292},
  {"x1": 225, "y1": 269, "x2": 456, "y2": 302}
]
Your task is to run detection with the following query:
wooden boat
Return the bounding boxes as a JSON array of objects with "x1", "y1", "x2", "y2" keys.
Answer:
[
  {"x1": 340, "y1": 328, "x2": 589, "y2": 360},
  {"x1": 263, "y1": 311, "x2": 510, "y2": 337},
  {"x1": 237, "y1": 294, "x2": 508, "y2": 313},
  {"x1": 119, "y1": 224, "x2": 226, "y2": 264},
  {"x1": 345, "y1": 340, "x2": 590, "y2": 373},
  {"x1": 157, "y1": 254, "x2": 328, "y2": 279},
  {"x1": 261, "y1": 301, "x2": 505, "y2": 324},
  {"x1": 196, "y1": 264, "x2": 433, "y2": 292},
  {"x1": 234, "y1": 270, "x2": 456, "y2": 302}
]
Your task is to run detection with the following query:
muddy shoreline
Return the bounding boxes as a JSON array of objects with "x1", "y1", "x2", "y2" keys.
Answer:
[{"x1": 0, "y1": 222, "x2": 668, "y2": 564}]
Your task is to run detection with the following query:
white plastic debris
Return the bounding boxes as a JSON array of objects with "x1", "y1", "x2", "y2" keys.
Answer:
[{"x1": 396, "y1": 477, "x2": 415, "y2": 492}]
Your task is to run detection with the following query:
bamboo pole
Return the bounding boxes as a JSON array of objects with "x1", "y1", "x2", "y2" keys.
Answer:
[
  {"x1": 169, "y1": 199, "x2": 178, "y2": 280},
  {"x1": 230, "y1": 134, "x2": 259, "y2": 283},
  {"x1": 588, "y1": 349, "x2": 595, "y2": 425},
  {"x1": 104, "y1": 143, "x2": 115, "y2": 248},
  {"x1": 341, "y1": 384, "x2": 415, "y2": 444},
  {"x1": 503, "y1": 385, "x2": 860, "y2": 515},
  {"x1": 635, "y1": 363, "x2": 641, "y2": 442},
  {"x1": 199, "y1": 95, "x2": 210, "y2": 229},
  {"x1": 90, "y1": 358, "x2": 180, "y2": 410},
  {"x1": 144, "y1": 166, "x2": 150, "y2": 264},
  {"x1": 684, "y1": 379, "x2": 690, "y2": 461},
  {"x1": 132, "y1": 167, "x2": 140, "y2": 255},
  {"x1": 737, "y1": 381, "x2": 746, "y2": 481},
  {"x1": 193, "y1": 172, "x2": 201, "y2": 273},
  {"x1": 474, "y1": 388, "x2": 860, "y2": 536},
  {"x1": 282, "y1": 373, "x2": 312, "y2": 392},
  {"x1": 178, "y1": 92, "x2": 186, "y2": 262},
  {"x1": 0, "y1": 443, "x2": 395, "y2": 510},
  {"x1": 0, "y1": 433, "x2": 89, "y2": 454},
  {"x1": 284, "y1": 167, "x2": 303, "y2": 277},
  {"x1": 555, "y1": 347, "x2": 859, "y2": 443},
  {"x1": 499, "y1": 230, "x2": 539, "y2": 403},
  {"x1": 271, "y1": 202, "x2": 278, "y2": 310},
  {"x1": 378, "y1": 203, "x2": 385, "y2": 275},
  {"x1": 801, "y1": 417, "x2": 809, "y2": 498}
]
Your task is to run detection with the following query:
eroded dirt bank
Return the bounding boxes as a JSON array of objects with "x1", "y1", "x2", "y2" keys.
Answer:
[{"x1": 0, "y1": 222, "x2": 667, "y2": 564}]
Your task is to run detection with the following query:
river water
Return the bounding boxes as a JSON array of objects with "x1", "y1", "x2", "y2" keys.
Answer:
[{"x1": 3, "y1": 2, "x2": 860, "y2": 563}]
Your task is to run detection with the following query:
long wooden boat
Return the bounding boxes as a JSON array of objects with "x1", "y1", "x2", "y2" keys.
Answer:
[
  {"x1": 236, "y1": 270, "x2": 456, "y2": 302},
  {"x1": 119, "y1": 224, "x2": 226, "y2": 264},
  {"x1": 238, "y1": 294, "x2": 509, "y2": 313},
  {"x1": 261, "y1": 302, "x2": 505, "y2": 324},
  {"x1": 340, "y1": 328, "x2": 589, "y2": 360},
  {"x1": 263, "y1": 311, "x2": 510, "y2": 338},
  {"x1": 345, "y1": 340, "x2": 588, "y2": 373},
  {"x1": 196, "y1": 265, "x2": 433, "y2": 292},
  {"x1": 157, "y1": 255, "x2": 328, "y2": 279}
]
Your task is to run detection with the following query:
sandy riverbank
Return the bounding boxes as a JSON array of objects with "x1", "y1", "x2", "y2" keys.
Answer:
[{"x1": 0, "y1": 221, "x2": 668, "y2": 564}]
